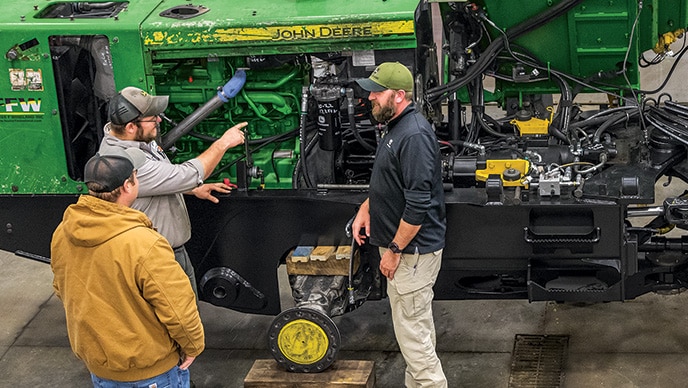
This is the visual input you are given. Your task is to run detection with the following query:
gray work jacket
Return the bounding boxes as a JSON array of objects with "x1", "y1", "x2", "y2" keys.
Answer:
[{"x1": 99, "y1": 124, "x2": 205, "y2": 248}]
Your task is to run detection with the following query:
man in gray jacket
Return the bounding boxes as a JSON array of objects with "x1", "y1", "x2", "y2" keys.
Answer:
[{"x1": 99, "y1": 86, "x2": 246, "y2": 295}]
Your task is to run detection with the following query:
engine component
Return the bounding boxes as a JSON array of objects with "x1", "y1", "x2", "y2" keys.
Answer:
[
  {"x1": 268, "y1": 307, "x2": 340, "y2": 373},
  {"x1": 199, "y1": 267, "x2": 267, "y2": 312},
  {"x1": 160, "y1": 70, "x2": 247, "y2": 150}
]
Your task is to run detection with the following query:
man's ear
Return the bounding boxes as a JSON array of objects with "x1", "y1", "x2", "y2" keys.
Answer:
[
  {"x1": 124, "y1": 121, "x2": 138, "y2": 136},
  {"x1": 395, "y1": 90, "x2": 406, "y2": 103},
  {"x1": 121, "y1": 178, "x2": 136, "y2": 194}
]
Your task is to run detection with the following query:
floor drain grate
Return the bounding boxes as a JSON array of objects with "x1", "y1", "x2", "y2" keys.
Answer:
[{"x1": 508, "y1": 334, "x2": 569, "y2": 388}]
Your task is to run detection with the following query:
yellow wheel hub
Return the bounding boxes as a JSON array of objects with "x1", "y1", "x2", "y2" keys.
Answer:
[
  {"x1": 277, "y1": 318, "x2": 329, "y2": 365},
  {"x1": 268, "y1": 307, "x2": 340, "y2": 372}
]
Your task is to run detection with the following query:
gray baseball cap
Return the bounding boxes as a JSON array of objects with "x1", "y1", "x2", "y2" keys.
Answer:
[{"x1": 108, "y1": 87, "x2": 169, "y2": 125}]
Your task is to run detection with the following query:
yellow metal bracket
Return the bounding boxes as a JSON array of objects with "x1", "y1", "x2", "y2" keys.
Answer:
[
  {"x1": 653, "y1": 29, "x2": 686, "y2": 55},
  {"x1": 475, "y1": 159, "x2": 530, "y2": 187},
  {"x1": 510, "y1": 106, "x2": 553, "y2": 136}
]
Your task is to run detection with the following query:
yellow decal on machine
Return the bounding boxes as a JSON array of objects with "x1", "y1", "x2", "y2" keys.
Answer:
[{"x1": 145, "y1": 20, "x2": 414, "y2": 45}]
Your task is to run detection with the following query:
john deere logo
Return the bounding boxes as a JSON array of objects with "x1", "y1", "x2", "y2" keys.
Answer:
[{"x1": 145, "y1": 20, "x2": 414, "y2": 45}]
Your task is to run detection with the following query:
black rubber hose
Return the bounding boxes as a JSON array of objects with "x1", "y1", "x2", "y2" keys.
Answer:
[
  {"x1": 298, "y1": 87, "x2": 313, "y2": 188},
  {"x1": 592, "y1": 111, "x2": 633, "y2": 143},
  {"x1": 426, "y1": 0, "x2": 584, "y2": 104}
]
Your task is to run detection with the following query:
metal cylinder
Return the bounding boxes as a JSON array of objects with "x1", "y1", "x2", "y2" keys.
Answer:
[
  {"x1": 310, "y1": 86, "x2": 342, "y2": 151},
  {"x1": 316, "y1": 98, "x2": 341, "y2": 151},
  {"x1": 160, "y1": 95, "x2": 224, "y2": 150},
  {"x1": 199, "y1": 267, "x2": 241, "y2": 307}
]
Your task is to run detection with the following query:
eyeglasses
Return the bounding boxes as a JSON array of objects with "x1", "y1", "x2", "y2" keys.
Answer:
[{"x1": 135, "y1": 115, "x2": 160, "y2": 123}]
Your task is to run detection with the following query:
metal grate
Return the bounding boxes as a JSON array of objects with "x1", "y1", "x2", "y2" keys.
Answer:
[{"x1": 508, "y1": 334, "x2": 569, "y2": 388}]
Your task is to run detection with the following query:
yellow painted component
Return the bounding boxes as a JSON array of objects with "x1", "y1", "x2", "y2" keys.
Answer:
[
  {"x1": 510, "y1": 106, "x2": 553, "y2": 136},
  {"x1": 653, "y1": 29, "x2": 686, "y2": 54},
  {"x1": 277, "y1": 318, "x2": 329, "y2": 365},
  {"x1": 475, "y1": 159, "x2": 530, "y2": 187},
  {"x1": 144, "y1": 20, "x2": 414, "y2": 46}
]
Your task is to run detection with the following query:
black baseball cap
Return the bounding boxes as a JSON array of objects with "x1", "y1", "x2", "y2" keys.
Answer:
[
  {"x1": 84, "y1": 148, "x2": 146, "y2": 192},
  {"x1": 108, "y1": 87, "x2": 169, "y2": 125}
]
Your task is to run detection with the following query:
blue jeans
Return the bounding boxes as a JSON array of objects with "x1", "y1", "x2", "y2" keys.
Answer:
[{"x1": 91, "y1": 365, "x2": 190, "y2": 388}]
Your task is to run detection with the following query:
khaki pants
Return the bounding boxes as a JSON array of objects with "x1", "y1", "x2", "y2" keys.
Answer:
[{"x1": 381, "y1": 247, "x2": 448, "y2": 388}]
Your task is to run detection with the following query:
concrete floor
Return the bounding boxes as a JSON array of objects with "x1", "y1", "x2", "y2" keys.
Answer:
[{"x1": 2, "y1": 246, "x2": 688, "y2": 388}]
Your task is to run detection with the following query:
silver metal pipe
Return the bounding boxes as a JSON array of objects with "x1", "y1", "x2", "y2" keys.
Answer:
[{"x1": 627, "y1": 206, "x2": 665, "y2": 218}]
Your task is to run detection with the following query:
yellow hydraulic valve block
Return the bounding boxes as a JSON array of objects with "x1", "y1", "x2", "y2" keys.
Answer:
[
  {"x1": 510, "y1": 106, "x2": 553, "y2": 136},
  {"x1": 475, "y1": 159, "x2": 530, "y2": 187},
  {"x1": 653, "y1": 29, "x2": 686, "y2": 54}
]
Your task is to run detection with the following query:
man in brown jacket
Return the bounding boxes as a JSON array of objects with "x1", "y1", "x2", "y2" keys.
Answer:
[{"x1": 51, "y1": 148, "x2": 204, "y2": 388}]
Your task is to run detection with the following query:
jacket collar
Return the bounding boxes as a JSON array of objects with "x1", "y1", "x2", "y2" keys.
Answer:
[{"x1": 387, "y1": 102, "x2": 416, "y2": 128}]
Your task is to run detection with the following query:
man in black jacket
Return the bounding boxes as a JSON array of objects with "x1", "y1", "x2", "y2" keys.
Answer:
[{"x1": 352, "y1": 62, "x2": 447, "y2": 388}]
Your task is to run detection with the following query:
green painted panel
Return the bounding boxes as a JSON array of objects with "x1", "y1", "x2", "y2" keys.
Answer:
[
  {"x1": 141, "y1": 0, "x2": 418, "y2": 54},
  {"x1": 638, "y1": 0, "x2": 688, "y2": 55},
  {"x1": 0, "y1": 1, "x2": 158, "y2": 194}
]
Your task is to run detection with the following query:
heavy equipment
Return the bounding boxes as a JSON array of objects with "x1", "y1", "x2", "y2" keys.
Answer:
[{"x1": 3, "y1": 0, "x2": 688, "y2": 372}]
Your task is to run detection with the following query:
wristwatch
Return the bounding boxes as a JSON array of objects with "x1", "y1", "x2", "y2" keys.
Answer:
[{"x1": 387, "y1": 241, "x2": 403, "y2": 254}]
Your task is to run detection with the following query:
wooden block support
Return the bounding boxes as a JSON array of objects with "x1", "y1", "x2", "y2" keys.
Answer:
[
  {"x1": 291, "y1": 246, "x2": 314, "y2": 263},
  {"x1": 311, "y1": 246, "x2": 336, "y2": 261},
  {"x1": 244, "y1": 359, "x2": 375, "y2": 388},
  {"x1": 335, "y1": 245, "x2": 351, "y2": 260},
  {"x1": 286, "y1": 247, "x2": 360, "y2": 276}
]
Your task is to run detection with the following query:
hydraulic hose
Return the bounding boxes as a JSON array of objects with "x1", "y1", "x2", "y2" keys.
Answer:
[
  {"x1": 297, "y1": 86, "x2": 313, "y2": 188},
  {"x1": 569, "y1": 106, "x2": 638, "y2": 129},
  {"x1": 426, "y1": 0, "x2": 583, "y2": 104},
  {"x1": 553, "y1": 74, "x2": 572, "y2": 135},
  {"x1": 469, "y1": 79, "x2": 509, "y2": 139},
  {"x1": 345, "y1": 215, "x2": 357, "y2": 307},
  {"x1": 592, "y1": 111, "x2": 636, "y2": 143},
  {"x1": 346, "y1": 88, "x2": 376, "y2": 152}
]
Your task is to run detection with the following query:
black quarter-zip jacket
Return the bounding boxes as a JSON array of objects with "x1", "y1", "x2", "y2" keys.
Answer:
[{"x1": 368, "y1": 103, "x2": 446, "y2": 254}]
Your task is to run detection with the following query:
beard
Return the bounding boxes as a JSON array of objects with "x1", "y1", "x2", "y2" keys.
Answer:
[
  {"x1": 134, "y1": 123, "x2": 158, "y2": 143},
  {"x1": 371, "y1": 97, "x2": 396, "y2": 123}
]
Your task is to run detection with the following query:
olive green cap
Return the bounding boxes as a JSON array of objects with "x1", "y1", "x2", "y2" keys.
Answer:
[{"x1": 356, "y1": 62, "x2": 414, "y2": 93}]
